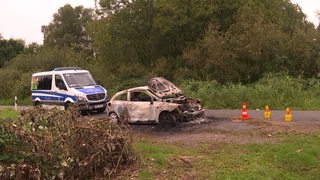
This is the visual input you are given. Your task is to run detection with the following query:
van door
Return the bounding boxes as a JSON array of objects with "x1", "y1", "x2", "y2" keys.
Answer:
[{"x1": 53, "y1": 74, "x2": 68, "y2": 106}]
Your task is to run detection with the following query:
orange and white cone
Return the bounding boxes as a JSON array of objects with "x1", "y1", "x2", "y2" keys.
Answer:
[{"x1": 241, "y1": 102, "x2": 250, "y2": 120}]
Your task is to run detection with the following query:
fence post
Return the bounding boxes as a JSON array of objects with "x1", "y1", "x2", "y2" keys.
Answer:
[{"x1": 14, "y1": 96, "x2": 17, "y2": 111}]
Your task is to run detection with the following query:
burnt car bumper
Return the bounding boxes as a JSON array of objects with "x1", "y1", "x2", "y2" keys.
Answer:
[{"x1": 174, "y1": 109, "x2": 205, "y2": 122}]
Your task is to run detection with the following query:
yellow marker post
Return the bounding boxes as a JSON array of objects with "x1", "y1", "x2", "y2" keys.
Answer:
[
  {"x1": 264, "y1": 105, "x2": 271, "y2": 119},
  {"x1": 285, "y1": 107, "x2": 292, "y2": 122}
]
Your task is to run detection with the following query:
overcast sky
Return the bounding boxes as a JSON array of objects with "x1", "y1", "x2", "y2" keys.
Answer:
[
  {"x1": 0, "y1": 0, "x2": 95, "y2": 44},
  {"x1": 0, "y1": 0, "x2": 319, "y2": 45}
]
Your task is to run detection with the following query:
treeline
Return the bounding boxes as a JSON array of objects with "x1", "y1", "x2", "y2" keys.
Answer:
[{"x1": 1, "y1": 0, "x2": 320, "y2": 101}]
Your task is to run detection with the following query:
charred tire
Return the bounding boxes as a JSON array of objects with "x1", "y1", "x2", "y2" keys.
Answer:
[
  {"x1": 158, "y1": 111, "x2": 176, "y2": 127},
  {"x1": 109, "y1": 112, "x2": 120, "y2": 123}
]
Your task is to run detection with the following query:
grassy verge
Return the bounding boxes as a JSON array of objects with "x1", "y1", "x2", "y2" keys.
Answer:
[{"x1": 132, "y1": 133, "x2": 320, "y2": 179}]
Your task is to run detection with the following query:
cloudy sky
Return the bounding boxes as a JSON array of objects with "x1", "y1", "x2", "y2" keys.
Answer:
[{"x1": 0, "y1": 0, "x2": 319, "y2": 45}]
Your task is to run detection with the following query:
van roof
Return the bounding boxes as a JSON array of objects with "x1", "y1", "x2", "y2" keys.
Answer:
[
  {"x1": 32, "y1": 67, "x2": 88, "y2": 76},
  {"x1": 53, "y1": 67, "x2": 82, "y2": 71}
]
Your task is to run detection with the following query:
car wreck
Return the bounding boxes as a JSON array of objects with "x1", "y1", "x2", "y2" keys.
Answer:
[{"x1": 107, "y1": 77, "x2": 204, "y2": 125}]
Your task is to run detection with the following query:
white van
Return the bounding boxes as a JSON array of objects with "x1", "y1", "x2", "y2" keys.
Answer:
[{"x1": 31, "y1": 67, "x2": 108, "y2": 112}]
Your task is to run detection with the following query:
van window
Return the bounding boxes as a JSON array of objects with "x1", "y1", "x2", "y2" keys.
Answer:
[
  {"x1": 63, "y1": 72, "x2": 97, "y2": 87},
  {"x1": 55, "y1": 75, "x2": 67, "y2": 90},
  {"x1": 34, "y1": 75, "x2": 52, "y2": 90}
]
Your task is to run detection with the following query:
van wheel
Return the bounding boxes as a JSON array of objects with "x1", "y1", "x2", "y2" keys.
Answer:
[
  {"x1": 34, "y1": 101, "x2": 41, "y2": 107},
  {"x1": 158, "y1": 111, "x2": 176, "y2": 127},
  {"x1": 65, "y1": 102, "x2": 71, "y2": 110}
]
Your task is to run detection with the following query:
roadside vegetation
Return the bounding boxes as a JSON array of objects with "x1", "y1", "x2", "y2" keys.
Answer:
[{"x1": 180, "y1": 73, "x2": 320, "y2": 110}]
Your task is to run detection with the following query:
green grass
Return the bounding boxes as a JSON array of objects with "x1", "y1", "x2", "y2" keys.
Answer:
[
  {"x1": 0, "y1": 108, "x2": 20, "y2": 120},
  {"x1": 0, "y1": 98, "x2": 32, "y2": 106},
  {"x1": 133, "y1": 133, "x2": 320, "y2": 179}
]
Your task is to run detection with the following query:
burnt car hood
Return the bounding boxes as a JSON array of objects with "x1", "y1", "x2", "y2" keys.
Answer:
[{"x1": 147, "y1": 77, "x2": 183, "y2": 98}]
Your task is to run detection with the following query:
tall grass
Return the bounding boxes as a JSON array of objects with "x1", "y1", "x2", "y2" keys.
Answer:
[{"x1": 180, "y1": 73, "x2": 320, "y2": 110}]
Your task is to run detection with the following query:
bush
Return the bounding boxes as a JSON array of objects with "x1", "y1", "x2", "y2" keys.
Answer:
[{"x1": 1, "y1": 107, "x2": 135, "y2": 179}]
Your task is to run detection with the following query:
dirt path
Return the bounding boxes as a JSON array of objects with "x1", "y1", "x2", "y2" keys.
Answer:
[{"x1": 131, "y1": 110, "x2": 320, "y2": 145}]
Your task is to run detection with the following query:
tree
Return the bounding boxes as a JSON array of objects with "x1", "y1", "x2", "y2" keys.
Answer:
[
  {"x1": 91, "y1": 0, "x2": 217, "y2": 81},
  {"x1": 183, "y1": 0, "x2": 317, "y2": 83},
  {"x1": 41, "y1": 4, "x2": 94, "y2": 54},
  {"x1": 0, "y1": 38, "x2": 24, "y2": 68},
  {"x1": 286, "y1": 25, "x2": 318, "y2": 78}
]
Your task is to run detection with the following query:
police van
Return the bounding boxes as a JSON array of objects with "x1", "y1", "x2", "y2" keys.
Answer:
[{"x1": 31, "y1": 67, "x2": 108, "y2": 112}]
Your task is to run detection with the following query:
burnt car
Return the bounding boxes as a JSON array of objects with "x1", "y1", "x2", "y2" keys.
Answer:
[{"x1": 107, "y1": 77, "x2": 204, "y2": 125}]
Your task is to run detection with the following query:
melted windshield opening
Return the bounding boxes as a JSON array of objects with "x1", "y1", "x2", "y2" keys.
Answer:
[{"x1": 63, "y1": 72, "x2": 97, "y2": 88}]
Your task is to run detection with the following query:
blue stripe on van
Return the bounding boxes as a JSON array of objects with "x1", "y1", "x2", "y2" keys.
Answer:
[
  {"x1": 75, "y1": 86, "x2": 105, "y2": 94},
  {"x1": 32, "y1": 90, "x2": 77, "y2": 101}
]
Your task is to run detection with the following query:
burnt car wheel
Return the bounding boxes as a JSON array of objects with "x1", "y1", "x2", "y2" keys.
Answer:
[
  {"x1": 109, "y1": 112, "x2": 119, "y2": 122},
  {"x1": 158, "y1": 111, "x2": 176, "y2": 127}
]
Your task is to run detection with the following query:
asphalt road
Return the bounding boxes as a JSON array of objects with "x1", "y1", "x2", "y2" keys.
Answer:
[{"x1": 205, "y1": 109, "x2": 320, "y2": 122}]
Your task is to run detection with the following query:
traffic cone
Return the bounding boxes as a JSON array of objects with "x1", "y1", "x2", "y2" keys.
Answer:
[
  {"x1": 241, "y1": 102, "x2": 250, "y2": 120},
  {"x1": 285, "y1": 107, "x2": 292, "y2": 122},
  {"x1": 264, "y1": 105, "x2": 271, "y2": 119}
]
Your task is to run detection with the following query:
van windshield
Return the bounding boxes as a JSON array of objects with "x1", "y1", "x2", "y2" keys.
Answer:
[{"x1": 63, "y1": 72, "x2": 97, "y2": 88}]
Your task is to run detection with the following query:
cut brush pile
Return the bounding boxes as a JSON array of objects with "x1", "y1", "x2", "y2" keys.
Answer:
[{"x1": 0, "y1": 106, "x2": 135, "y2": 179}]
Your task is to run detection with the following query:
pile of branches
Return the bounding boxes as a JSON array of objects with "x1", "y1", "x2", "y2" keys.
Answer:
[
  {"x1": 0, "y1": 163, "x2": 40, "y2": 180},
  {"x1": 1, "y1": 107, "x2": 135, "y2": 179}
]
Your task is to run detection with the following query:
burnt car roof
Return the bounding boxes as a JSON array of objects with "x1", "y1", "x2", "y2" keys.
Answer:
[{"x1": 147, "y1": 77, "x2": 183, "y2": 98}]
